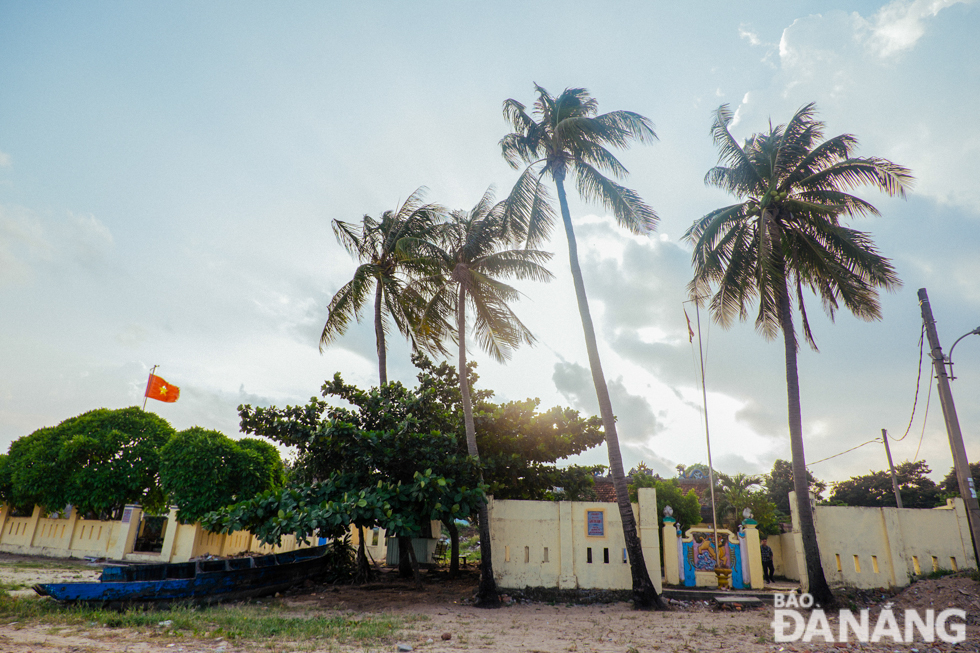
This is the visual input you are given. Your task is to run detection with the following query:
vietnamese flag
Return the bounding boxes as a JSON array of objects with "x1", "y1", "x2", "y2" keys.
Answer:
[{"x1": 145, "y1": 374, "x2": 180, "y2": 403}]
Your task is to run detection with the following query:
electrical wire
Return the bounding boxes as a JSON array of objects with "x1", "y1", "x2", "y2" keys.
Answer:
[
  {"x1": 891, "y1": 324, "x2": 926, "y2": 442},
  {"x1": 809, "y1": 326, "x2": 930, "y2": 469},
  {"x1": 807, "y1": 438, "x2": 881, "y2": 467},
  {"x1": 913, "y1": 370, "x2": 934, "y2": 462}
]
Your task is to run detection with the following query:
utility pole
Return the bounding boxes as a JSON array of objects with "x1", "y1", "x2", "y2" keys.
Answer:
[
  {"x1": 881, "y1": 429, "x2": 903, "y2": 509},
  {"x1": 917, "y1": 288, "x2": 980, "y2": 567}
]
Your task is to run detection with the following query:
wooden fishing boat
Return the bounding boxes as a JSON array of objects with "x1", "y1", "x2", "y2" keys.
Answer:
[{"x1": 34, "y1": 544, "x2": 330, "y2": 604}]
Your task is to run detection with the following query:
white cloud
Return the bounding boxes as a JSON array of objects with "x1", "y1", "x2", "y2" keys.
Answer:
[
  {"x1": 867, "y1": 0, "x2": 968, "y2": 57},
  {"x1": 66, "y1": 212, "x2": 114, "y2": 269},
  {"x1": 0, "y1": 150, "x2": 11, "y2": 167},
  {"x1": 738, "y1": 26, "x2": 763, "y2": 47},
  {"x1": 0, "y1": 207, "x2": 115, "y2": 285},
  {"x1": 0, "y1": 205, "x2": 51, "y2": 285}
]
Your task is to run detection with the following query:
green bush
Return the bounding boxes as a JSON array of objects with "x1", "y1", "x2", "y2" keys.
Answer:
[
  {"x1": 160, "y1": 427, "x2": 284, "y2": 523},
  {"x1": 1, "y1": 408, "x2": 175, "y2": 516}
]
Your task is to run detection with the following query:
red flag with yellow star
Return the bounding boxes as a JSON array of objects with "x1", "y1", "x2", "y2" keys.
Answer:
[{"x1": 145, "y1": 374, "x2": 180, "y2": 403}]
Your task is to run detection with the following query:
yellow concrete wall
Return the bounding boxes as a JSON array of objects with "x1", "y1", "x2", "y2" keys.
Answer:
[
  {"x1": 0, "y1": 506, "x2": 121, "y2": 559},
  {"x1": 772, "y1": 532, "x2": 803, "y2": 581},
  {"x1": 351, "y1": 525, "x2": 389, "y2": 563},
  {"x1": 488, "y1": 488, "x2": 661, "y2": 592},
  {"x1": 786, "y1": 493, "x2": 977, "y2": 590},
  {"x1": 67, "y1": 519, "x2": 116, "y2": 558}
]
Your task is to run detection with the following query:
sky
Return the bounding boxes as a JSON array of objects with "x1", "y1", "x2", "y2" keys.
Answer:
[{"x1": 1, "y1": 0, "x2": 978, "y2": 491}]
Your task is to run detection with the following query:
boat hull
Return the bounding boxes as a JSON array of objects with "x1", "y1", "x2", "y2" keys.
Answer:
[{"x1": 34, "y1": 545, "x2": 330, "y2": 605}]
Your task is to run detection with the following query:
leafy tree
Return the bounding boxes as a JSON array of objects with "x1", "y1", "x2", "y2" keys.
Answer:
[
  {"x1": 716, "y1": 473, "x2": 781, "y2": 536},
  {"x1": 320, "y1": 188, "x2": 443, "y2": 386},
  {"x1": 0, "y1": 408, "x2": 175, "y2": 517},
  {"x1": 159, "y1": 427, "x2": 285, "y2": 523},
  {"x1": 501, "y1": 85, "x2": 664, "y2": 609},
  {"x1": 210, "y1": 405, "x2": 485, "y2": 585},
  {"x1": 399, "y1": 188, "x2": 554, "y2": 606},
  {"x1": 238, "y1": 355, "x2": 605, "y2": 581},
  {"x1": 940, "y1": 462, "x2": 980, "y2": 498},
  {"x1": 716, "y1": 472, "x2": 762, "y2": 521},
  {"x1": 829, "y1": 460, "x2": 941, "y2": 509},
  {"x1": 627, "y1": 474, "x2": 701, "y2": 532},
  {"x1": 765, "y1": 459, "x2": 825, "y2": 515},
  {"x1": 685, "y1": 103, "x2": 912, "y2": 607}
]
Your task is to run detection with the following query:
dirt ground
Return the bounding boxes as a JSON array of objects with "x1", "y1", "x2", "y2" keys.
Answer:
[{"x1": 1, "y1": 554, "x2": 977, "y2": 653}]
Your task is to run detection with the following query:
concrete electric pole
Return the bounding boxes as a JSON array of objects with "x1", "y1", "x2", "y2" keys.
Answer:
[
  {"x1": 881, "y1": 429, "x2": 903, "y2": 509},
  {"x1": 917, "y1": 288, "x2": 980, "y2": 567}
]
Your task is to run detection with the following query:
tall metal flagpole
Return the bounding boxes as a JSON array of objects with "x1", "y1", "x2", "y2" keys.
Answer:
[
  {"x1": 142, "y1": 365, "x2": 158, "y2": 411},
  {"x1": 695, "y1": 304, "x2": 722, "y2": 573}
]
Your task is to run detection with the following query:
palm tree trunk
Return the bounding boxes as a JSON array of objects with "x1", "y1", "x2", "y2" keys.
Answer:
[
  {"x1": 458, "y1": 286, "x2": 499, "y2": 608},
  {"x1": 356, "y1": 525, "x2": 371, "y2": 583},
  {"x1": 374, "y1": 280, "x2": 387, "y2": 386},
  {"x1": 554, "y1": 176, "x2": 664, "y2": 610},
  {"x1": 776, "y1": 274, "x2": 836, "y2": 608},
  {"x1": 445, "y1": 518, "x2": 460, "y2": 578}
]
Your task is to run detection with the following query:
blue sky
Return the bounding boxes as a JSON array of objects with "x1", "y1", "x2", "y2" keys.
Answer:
[{"x1": 2, "y1": 0, "x2": 978, "y2": 488}]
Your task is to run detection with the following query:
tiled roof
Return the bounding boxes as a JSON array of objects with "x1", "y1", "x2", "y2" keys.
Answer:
[{"x1": 593, "y1": 477, "x2": 618, "y2": 502}]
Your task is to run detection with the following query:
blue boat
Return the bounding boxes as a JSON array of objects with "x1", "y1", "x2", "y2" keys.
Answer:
[{"x1": 33, "y1": 545, "x2": 330, "y2": 605}]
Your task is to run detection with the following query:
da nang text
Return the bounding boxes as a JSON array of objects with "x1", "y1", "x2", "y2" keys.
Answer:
[{"x1": 771, "y1": 593, "x2": 965, "y2": 644}]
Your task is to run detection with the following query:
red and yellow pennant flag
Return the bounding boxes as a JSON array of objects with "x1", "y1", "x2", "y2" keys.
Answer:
[
  {"x1": 145, "y1": 374, "x2": 180, "y2": 403},
  {"x1": 683, "y1": 307, "x2": 695, "y2": 343}
]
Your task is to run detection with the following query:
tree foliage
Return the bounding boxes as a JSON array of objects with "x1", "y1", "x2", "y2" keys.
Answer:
[
  {"x1": 0, "y1": 407, "x2": 175, "y2": 517},
  {"x1": 203, "y1": 420, "x2": 484, "y2": 548},
  {"x1": 160, "y1": 427, "x2": 285, "y2": 523},
  {"x1": 627, "y1": 474, "x2": 701, "y2": 532},
  {"x1": 764, "y1": 459, "x2": 825, "y2": 515},
  {"x1": 829, "y1": 460, "x2": 941, "y2": 509},
  {"x1": 941, "y1": 462, "x2": 980, "y2": 498},
  {"x1": 320, "y1": 187, "x2": 444, "y2": 385},
  {"x1": 501, "y1": 84, "x2": 664, "y2": 610},
  {"x1": 715, "y1": 472, "x2": 781, "y2": 536},
  {"x1": 234, "y1": 355, "x2": 604, "y2": 504},
  {"x1": 685, "y1": 103, "x2": 912, "y2": 609}
]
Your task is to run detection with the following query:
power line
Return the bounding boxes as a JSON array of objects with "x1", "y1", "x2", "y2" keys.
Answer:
[
  {"x1": 913, "y1": 370, "x2": 934, "y2": 462},
  {"x1": 810, "y1": 326, "x2": 933, "y2": 470},
  {"x1": 891, "y1": 324, "x2": 926, "y2": 442},
  {"x1": 807, "y1": 438, "x2": 881, "y2": 467}
]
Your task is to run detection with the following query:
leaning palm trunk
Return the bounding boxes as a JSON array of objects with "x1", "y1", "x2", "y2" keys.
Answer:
[
  {"x1": 777, "y1": 279, "x2": 836, "y2": 608},
  {"x1": 555, "y1": 177, "x2": 664, "y2": 610},
  {"x1": 458, "y1": 287, "x2": 500, "y2": 607},
  {"x1": 374, "y1": 281, "x2": 387, "y2": 386}
]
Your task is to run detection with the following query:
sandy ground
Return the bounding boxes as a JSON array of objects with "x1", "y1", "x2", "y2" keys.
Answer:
[{"x1": 1, "y1": 554, "x2": 977, "y2": 652}]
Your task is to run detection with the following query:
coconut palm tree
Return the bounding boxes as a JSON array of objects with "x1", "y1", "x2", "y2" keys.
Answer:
[
  {"x1": 716, "y1": 472, "x2": 763, "y2": 525},
  {"x1": 320, "y1": 188, "x2": 443, "y2": 385},
  {"x1": 500, "y1": 85, "x2": 664, "y2": 609},
  {"x1": 400, "y1": 187, "x2": 554, "y2": 607},
  {"x1": 685, "y1": 103, "x2": 912, "y2": 607}
]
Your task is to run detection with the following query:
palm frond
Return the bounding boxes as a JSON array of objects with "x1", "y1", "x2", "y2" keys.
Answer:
[
  {"x1": 571, "y1": 138, "x2": 631, "y2": 180},
  {"x1": 332, "y1": 219, "x2": 372, "y2": 260},
  {"x1": 574, "y1": 161, "x2": 658, "y2": 233},
  {"x1": 773, "y1": 102, "x2": 821, "y2": 179},
  {"x1": 500, "y1": 132, "x2": 541, "y2": 169},
  {"x1": 710, "y1": 105, "x2": 763, "y2": 186},
  {"x1": 319, "y1": 266, "x2": 376, "y2": 350},
  {"x1": 502, "y1": 98, "x2": 534, "y2": 135},
  {"x1": 473, "y1": 248, "x2": 554, "y2": 282},
  {"x1": 501, "y1": 163, "x2": 555, "y2": 248},
  {"x1": 594, "y1": 110, "x2": 658, "y2": 145},
  {"x1": 784, "y1": 133, "x2": 858, "y2": 186}
]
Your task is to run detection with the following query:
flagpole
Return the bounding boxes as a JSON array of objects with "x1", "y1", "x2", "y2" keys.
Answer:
[
  {"x1": 142, "y1": 365, "x2": 158, "y2": 411},
  {"x1": 694, "y1": 303, "x2": 722, "y2": 574}
]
